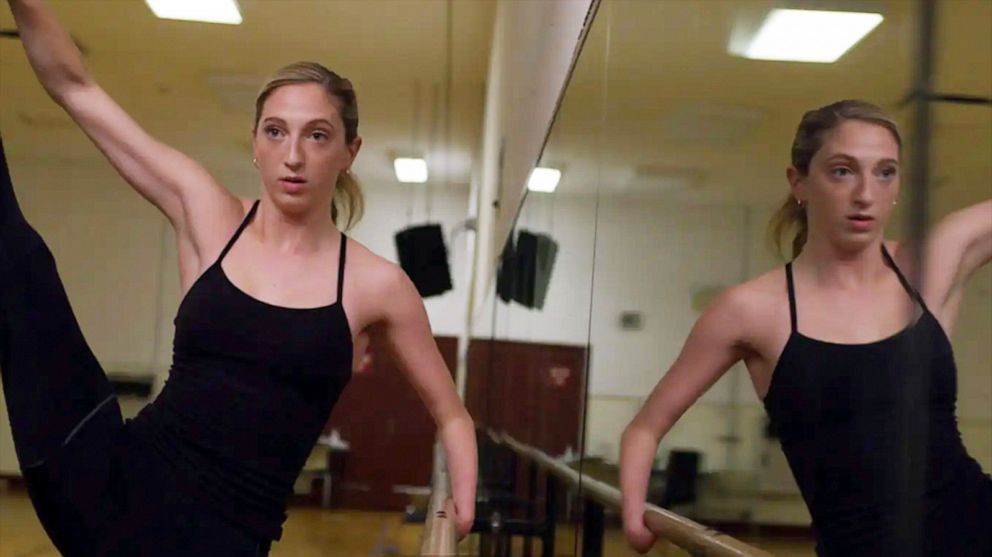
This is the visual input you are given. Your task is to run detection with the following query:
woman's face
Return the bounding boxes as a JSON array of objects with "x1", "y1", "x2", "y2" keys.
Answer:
[
  {"x1": 790, "y1": 119, "x2": 901, "y2": 253},
  {"x1": 252, "y1": 83, "x2": 361, "y2": 214}
]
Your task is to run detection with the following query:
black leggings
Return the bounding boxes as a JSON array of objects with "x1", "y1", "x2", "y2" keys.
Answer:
[{"x1": 0, "y1": 132, "x2": 271, "y2": 556}]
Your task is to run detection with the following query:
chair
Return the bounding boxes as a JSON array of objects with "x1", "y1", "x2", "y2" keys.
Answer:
[{"x1": 658, "y1": 450, "x2": 701, "y2": 510}]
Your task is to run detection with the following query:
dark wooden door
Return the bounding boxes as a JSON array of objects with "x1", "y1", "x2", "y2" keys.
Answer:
[
  {"x1": 467, "y1": 339, "x2": 587, "y2": 456},
  {"x1": 326, "y1": 336, "x2": 458, "y2": 511}
]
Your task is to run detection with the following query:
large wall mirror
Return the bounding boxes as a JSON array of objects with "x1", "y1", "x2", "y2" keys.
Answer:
[{"x1": 478, "y1": 1, "x2": 990, "y2": 555}]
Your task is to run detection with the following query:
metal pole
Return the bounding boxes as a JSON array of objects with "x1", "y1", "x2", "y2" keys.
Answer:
[
  {"x1": 582, "y1": 500, "x2": 605, "y2": 557},
  {"x1": 543, "y1": 475, "x2": 559, "y2": 557},
  {"x1": 896, "y1": 1, "x2": 936, "y2": 555}
]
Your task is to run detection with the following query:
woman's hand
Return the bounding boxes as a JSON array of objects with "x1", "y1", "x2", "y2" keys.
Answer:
[
  {"x1": 623, "y1": 504, "x2": 657, "y2": 554},
  {"x1": 453, "y1": 496, "x2": 474, "y2": 539}
]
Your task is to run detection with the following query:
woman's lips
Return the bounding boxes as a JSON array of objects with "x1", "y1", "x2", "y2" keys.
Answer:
[
  {"x1": 278, "y1": 177, "x2": 307, "y2": 193},
  {"x1": 847, "y1": 214, "x2": 875, "y2": 232}
]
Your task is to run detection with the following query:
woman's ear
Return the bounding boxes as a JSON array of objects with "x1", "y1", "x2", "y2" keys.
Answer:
[
  {"x1": 347, "y1": 136, "x2": 363, "y2": 165},
  {"x1": 787, "y1": 166, "x2": 804, "y2": 204}
]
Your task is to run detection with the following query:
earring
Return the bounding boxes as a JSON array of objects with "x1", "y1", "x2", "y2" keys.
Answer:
[
  {"x1": 893, "y1": 200, "x2": 898, "y2": 206},
  {"x1": 796, "y1": 198, "x2": 804, "y2": 208},
  {"x1": 252, "y1": 158, "x2": 258, "y2": 168}
]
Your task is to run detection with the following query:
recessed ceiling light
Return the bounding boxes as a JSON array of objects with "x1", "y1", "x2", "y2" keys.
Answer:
[
  {"x1": 527, "y1": 167, "x2": 562, "y2": 193},
  {"x1": 732, "y1": 8, "x2": 883, "y2": 63},
  {"x1": 394, "y1": 158, "x2": 429, "y2": 183},
  {"x1": 145, "y1": 0, "x2": 243, "y2": 25}
]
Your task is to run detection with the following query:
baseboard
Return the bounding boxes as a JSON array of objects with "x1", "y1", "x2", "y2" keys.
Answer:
[
  {"x1": 0, "y1": 473, "x2": 27, "y2": 492},
  {"x1": 286, "y1": 493, "x2": 324, "y2": 508},
  {"x1": 709, "y1": 521, "x2": 814, "y2": 539}
]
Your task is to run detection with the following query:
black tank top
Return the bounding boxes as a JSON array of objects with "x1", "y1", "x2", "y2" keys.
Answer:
[
  {"x1": 130, "y1": 200, "x2": 353, "y2": 540},
  {"x1": 763, "y1": 246, "x2": 990, "y2": 556}
]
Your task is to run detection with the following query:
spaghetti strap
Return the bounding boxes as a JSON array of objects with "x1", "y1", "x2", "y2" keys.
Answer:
[
  {"x1": 1, "y1": 130, "x2": 24, "y2": 225},
  {"x1": 785, "y1": 261, "x2": 798, "y2": 333},
  {"x1": 216, "y1": 200, "x2": 260, "y2": 265},
  {"x1": 881, "y1": 244, "x2": 930, "y2": 313},
  {"x1": 336, "y1": 233, "x2": 347, "y2": 303}
]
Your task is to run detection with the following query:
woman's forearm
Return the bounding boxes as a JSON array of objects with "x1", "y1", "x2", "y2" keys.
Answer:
[
  {"x1": 620, "y1": 424, "x2": 661, "y2": 521},
  {"x1": 438, "y1": 411, "x2": 477, "y2": 516},
  {"x1": 9, "y1": 0, "x2": 93, "y2": 101}
]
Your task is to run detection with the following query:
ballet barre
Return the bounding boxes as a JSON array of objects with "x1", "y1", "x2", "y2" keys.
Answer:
[
  {"x1": 420, "y1": 447, "x2": 458, "y2": 556},
  {"x1": 488, "y1": 430, "x2": 772, "y2": 557}
]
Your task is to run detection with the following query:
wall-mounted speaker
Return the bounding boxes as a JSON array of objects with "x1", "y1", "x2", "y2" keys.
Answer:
[
  {"x1": 498, "y1": 229, "x2": 558, "y2": 310},
  {"x1": 394, "y1": 223, "x2": 452, "y2": 298}
]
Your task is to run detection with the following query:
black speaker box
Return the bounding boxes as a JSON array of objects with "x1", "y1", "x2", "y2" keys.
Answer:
[
  {"x1": 394, "y1": 223, "x2": 453, "y2": 298},
  {"x1": 505, "y1": 229, "x2": 558, "y2": 310},
  {"x1": 496, "y1": 235, "x2": 517, "y2": 303}
]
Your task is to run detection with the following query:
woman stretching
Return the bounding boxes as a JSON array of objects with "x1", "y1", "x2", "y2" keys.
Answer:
[{"x1": 0, "y1": 1, "x2": 476, "y2": 555}]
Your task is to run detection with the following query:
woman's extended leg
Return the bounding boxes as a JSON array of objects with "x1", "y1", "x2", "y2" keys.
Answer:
[{"x1": 0, "y1": 129, "x2": 124, "y2": 555}]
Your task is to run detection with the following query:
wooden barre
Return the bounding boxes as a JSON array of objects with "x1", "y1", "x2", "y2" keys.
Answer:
[
  {"x1": 420, "y1": 446, "x2": 457, "y2": 556},
  {"x1": 488, "y1": 429, "x2": 772, "y2": 557},
  {"x1": 420, "y1": 494, "x2": 457, "y2": 556}
]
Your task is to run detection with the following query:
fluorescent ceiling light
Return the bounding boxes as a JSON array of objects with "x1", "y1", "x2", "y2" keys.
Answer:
[
  {"x1": 527, "y1": 167, "x2": 561, "y2": 193},
  {"x1": 394, "y1": 158, "x2": 429, "y2": 183},
  {"x1": 145, "y1": 0, "x2": 243, "y2": 25},
  {"x1": 738, "y1": 9, "x2": 883, "y2": 63}
]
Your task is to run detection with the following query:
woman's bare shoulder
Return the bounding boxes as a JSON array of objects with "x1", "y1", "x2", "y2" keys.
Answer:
[
  {"x1": 704, "y1": 266, "x2": 790, "y2": 350},
  {"x1": 175, "y1": 195, "x2": 250, "y2": 287},
  {"x1": 340, "y1": 237, "x2": 428, "y2": 330},
  {"x1": 341, "y1": 238, "x2": 409, "y2": 293},
  {"x1": 716, "y1": 267, "x2": 788, "y2": 317}
]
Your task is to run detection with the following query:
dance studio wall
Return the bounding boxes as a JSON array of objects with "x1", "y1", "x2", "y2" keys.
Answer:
[
  {"x1": 0, "y1": 157, "x2": 472, "y2": 475},
  {"x1": 474, "y1": 193, "x2": 596, "y2": 345}
]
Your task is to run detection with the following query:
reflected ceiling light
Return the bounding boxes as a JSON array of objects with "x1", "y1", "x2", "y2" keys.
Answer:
[
  {"x1": 145, "y1": 0, "x2": 243, "y2": 25},
  {"x1": 527, "y1": 167, "x2": 562, "y2": 193},
  {"x1": 732, "y1": 8, "x2": 883, "y2": 63},
  {"x1": 394, "y1": 158, "x2": 429, "y2": 183}
]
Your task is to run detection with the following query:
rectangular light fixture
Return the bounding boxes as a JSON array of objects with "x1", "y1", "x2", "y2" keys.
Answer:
[
  {"x1": 738, "y1": 9, "x2": 883, "y2": 63},
  {"x1": 394, "y1": 158, "x2": 429, "y2": 183},
  {"x1": 145, "y1": 0, "x2": 243, "y2": 25},
  {"x1": 527, "y1": 167, "x2": 561, "y2": 193}
]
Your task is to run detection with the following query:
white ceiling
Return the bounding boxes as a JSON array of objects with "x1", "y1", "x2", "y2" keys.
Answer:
[
  {"x1": 540, "y1": 0, "x2": 992, "y2": 212},
  {"x1": 0, "y1": 0, "x2": 496, "y2": 192}
]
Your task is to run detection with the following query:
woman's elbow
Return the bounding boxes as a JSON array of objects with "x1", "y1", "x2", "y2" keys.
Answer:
[
  {"x1": 439, "y1": 405, "x2": 474, "y2": 433},
  {"x1": 622, "y1": 420, "x2": 659, "y2": 449},
  {"x1": 49, "y1": 76, "x2": 95, "y2": 109}
]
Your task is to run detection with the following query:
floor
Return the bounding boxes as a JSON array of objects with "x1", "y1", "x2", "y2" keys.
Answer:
[{"x1": 0, "y1": 488, "x2": 815, "y2": 557}]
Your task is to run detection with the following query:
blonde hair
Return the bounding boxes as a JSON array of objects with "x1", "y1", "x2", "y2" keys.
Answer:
[
  {"x1": 254, "y1": 62, "x2": 364, "y2": 230},
  {"x1": 769, "y1": 99, "x2": 902, "y2": 259}
]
